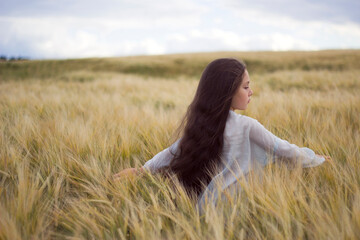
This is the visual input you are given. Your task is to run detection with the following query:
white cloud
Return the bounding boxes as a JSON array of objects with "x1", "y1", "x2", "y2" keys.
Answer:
[
  {"x1": 221, "y1": 3, "x2": 360, "y2": 50},
  {"x1": 214, "y1": 18, "x2": 223, "y2": 24},
  {"x1": 1, "y1": 0, "x2": 359, "y2": 59},
  {"x1": 268, "y1": 33, "x2": 318, "y2": 51},
  {"x1": 165, "y1": 29, "x2": 317, "y2": 52},
  {"x1": 223, "y1": 0, "x2": 360, "y2": 24},
  {"x1": 139, "y1": 39, "x2": 166, "y2": 55},
  {"x1": 167, "y1": 34, "x2": 188, "y2": 43}
]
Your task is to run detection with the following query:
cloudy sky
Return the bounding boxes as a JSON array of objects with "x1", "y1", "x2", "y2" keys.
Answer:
[{"x1": 1, "y1": 0, "x2": 359, "y2": 59}]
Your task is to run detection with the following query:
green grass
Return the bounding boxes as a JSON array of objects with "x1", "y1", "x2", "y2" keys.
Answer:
[{"x1": 1, "y1": 50, "x2": 360, "y2": 81}]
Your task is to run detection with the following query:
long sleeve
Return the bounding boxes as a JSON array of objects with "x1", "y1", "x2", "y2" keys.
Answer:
[
  {"x1": 196, "y1": 112, "x2": 325, "y2": 215},
  {"x1": 143, "y1": 139, "x2": 181, "y2": 173},
  {"x1": 249, "y1": 119, "x2": 325, "y2": 168}
]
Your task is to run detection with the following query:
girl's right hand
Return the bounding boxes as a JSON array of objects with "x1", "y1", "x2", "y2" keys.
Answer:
[
  {"x1": 113, "y1": 168, "x2": 138, "y2": 181},
  {"x1": 112, "y1": 167, "x2": 145, "y2": 181}
]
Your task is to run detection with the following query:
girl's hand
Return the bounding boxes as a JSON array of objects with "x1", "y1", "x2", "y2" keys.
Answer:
[
  {"x1": 316, "y1": 154, "x2": 333, "y2": 163},
  {"x1": 113, "y1": 168, "x2": 137, "y2": 181},
  {"x1": 112, "y1": 167, "x2": 145, "y2": 181}
]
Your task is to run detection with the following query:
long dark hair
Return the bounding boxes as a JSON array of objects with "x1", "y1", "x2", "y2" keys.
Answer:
[{"x1": 164, "y1": 58, "x2": 247, "y2": 199}]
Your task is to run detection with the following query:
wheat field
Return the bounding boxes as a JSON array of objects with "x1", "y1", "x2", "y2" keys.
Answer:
[{"x1": 0, "y1": 51, "x2": 360, "y2": 239}]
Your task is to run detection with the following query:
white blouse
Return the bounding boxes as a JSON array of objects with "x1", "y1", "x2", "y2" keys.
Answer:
[{"x1": 143, "y1": 110, "x2": 325, "y2": 214}]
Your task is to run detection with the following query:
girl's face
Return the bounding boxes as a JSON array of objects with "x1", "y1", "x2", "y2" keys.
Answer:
[{"x1": 230, "y1": 70, "x2": 253, "y2": 111}]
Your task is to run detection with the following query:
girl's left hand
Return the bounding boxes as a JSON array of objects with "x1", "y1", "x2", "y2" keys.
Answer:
[{"x1": 316, "y1": 154, "x2": 333, "y2": 163}]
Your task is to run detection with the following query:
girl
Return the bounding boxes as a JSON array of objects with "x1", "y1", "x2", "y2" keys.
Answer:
[{"x1": 113, "y1": 58, "x2": 331, "y2": 214}]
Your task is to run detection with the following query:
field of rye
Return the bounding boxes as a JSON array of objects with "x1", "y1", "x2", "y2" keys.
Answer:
[{"x1": 0, "y1": 50, "x2": 360, "y2": 239}]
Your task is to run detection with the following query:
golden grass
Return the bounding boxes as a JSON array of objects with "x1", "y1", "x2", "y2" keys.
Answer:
[{"x1": 0, "y1": 51, "x2": 360, "y2": 239}]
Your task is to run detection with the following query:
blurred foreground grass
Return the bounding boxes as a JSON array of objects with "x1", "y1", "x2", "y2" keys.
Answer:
[{"x1": 0, "y1": 50, "x2": 360, "y2": 239}]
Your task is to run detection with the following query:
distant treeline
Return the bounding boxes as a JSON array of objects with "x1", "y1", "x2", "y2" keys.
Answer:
[
  {"x1": 0, "y1": 50, "x2": 359, "y2": 81},
  {"x1": 0, "y1": 55, "x2": 29, "y2": 62}
]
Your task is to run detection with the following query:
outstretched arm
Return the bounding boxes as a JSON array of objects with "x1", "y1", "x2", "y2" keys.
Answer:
[
  {"x1": 113, "y1": 139, "x2": 180, "y2": 181},
  {"x1": 142, "y1": 139, "x2": 180, "y2": 173},
  {"x1": 249, "y1": 119, "x2": 332, "y2": 167}
]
